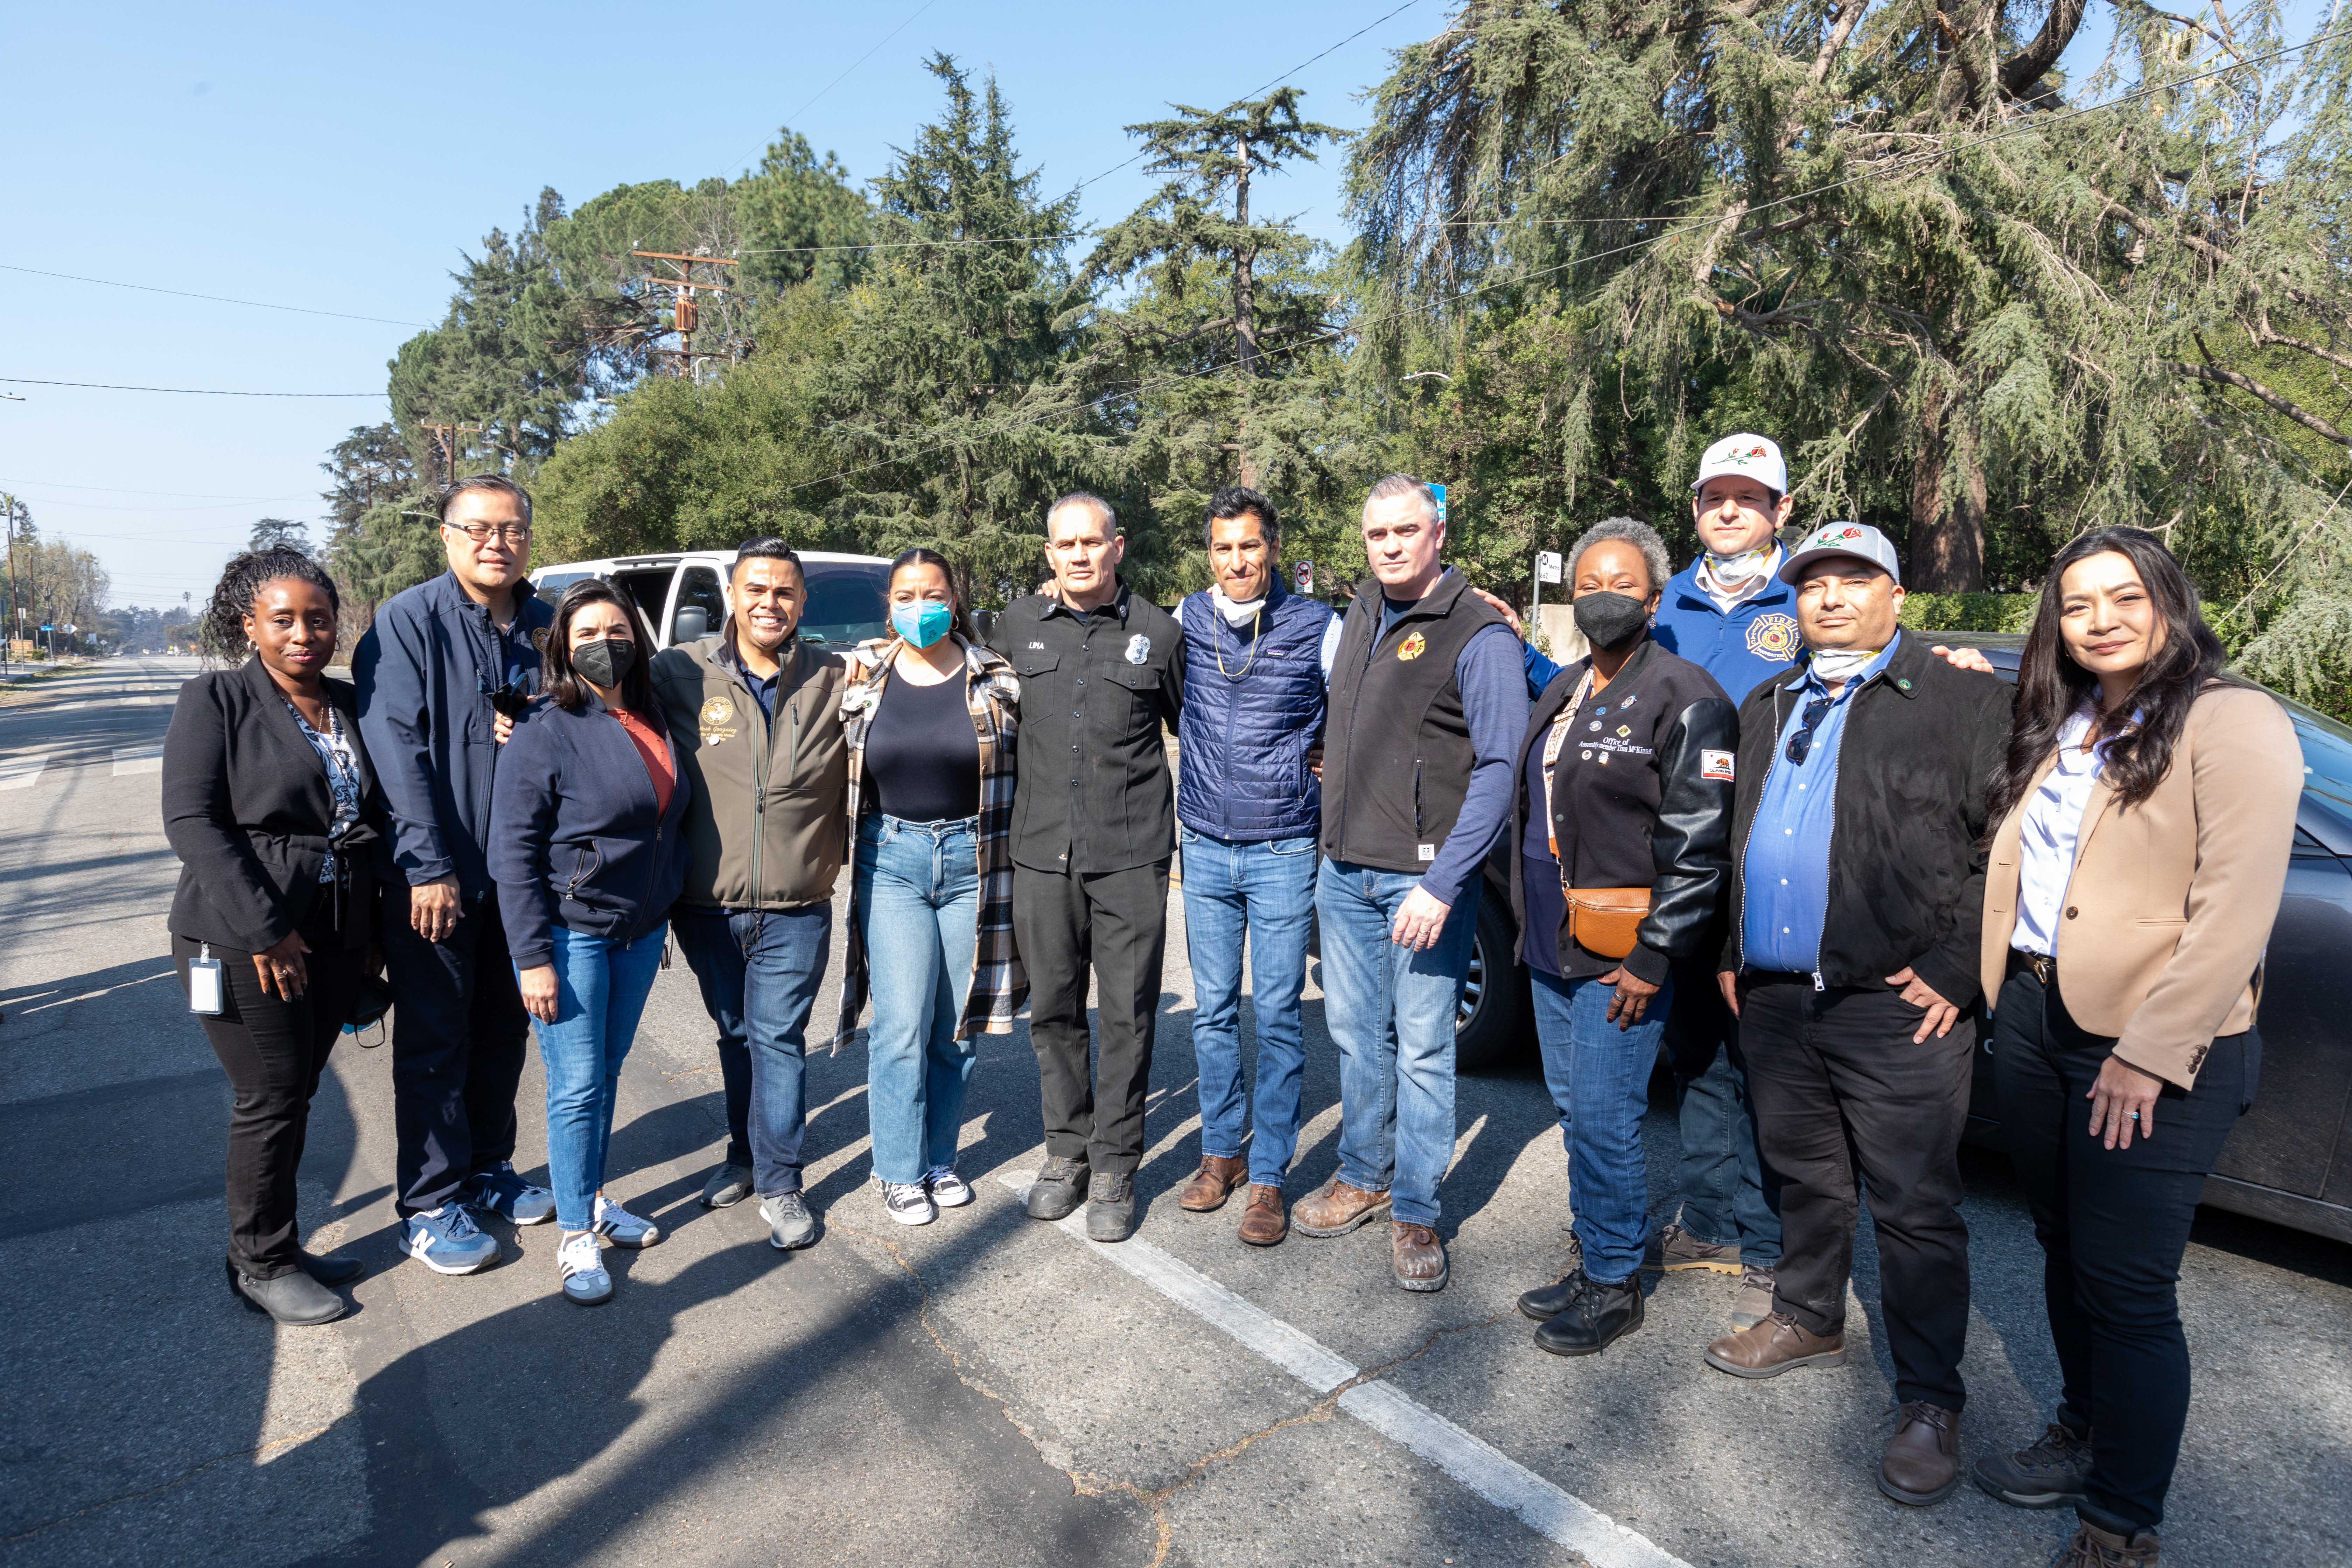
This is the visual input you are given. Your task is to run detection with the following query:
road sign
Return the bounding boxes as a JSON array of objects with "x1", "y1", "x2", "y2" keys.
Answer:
[
  {"x1": 1296, "y1": 560, "x2": 1314, "y2": 594},
  {"x1": 1535, "y1": 551, "x2": 1562, "y2": 585},
  {"x1": 1430, "y1": 483, "x2": 1447, "y2": 525}
]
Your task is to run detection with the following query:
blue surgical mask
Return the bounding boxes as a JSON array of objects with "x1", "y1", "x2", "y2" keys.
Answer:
[{"x1": 891, "y1": 600, "x2": 953, "y2": 649}]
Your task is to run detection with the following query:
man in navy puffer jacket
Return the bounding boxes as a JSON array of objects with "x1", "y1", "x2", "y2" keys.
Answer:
[{"x1": 1172, "y1": 487, "x2": 1342, "y2": 1247}]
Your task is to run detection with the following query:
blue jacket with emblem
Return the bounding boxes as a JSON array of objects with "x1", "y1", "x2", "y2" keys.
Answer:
[
  {"x1": 1650, "y1": 559, "x2": 1801, "y2": 701},
  {"x1": 1175, "y1": 583, "x2": 1332, "y2": 842}
]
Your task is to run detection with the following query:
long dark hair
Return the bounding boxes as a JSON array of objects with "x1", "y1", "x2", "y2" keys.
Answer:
[
  {"x1": 1988, "y1": 526, "x2": 2233, "y2": 822},
  {"x1": 889, "y1": 547, "x2": 976, "y2": 642},
  {"x1": 201, "y1": 547, "x2": 339, "y2": 663},
  {"x1": 545, "y1": 578, "x2": 659, "y2": 717}
]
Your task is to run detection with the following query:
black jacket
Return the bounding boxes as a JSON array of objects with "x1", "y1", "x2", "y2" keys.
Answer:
[
  {"x1": 488, "y1": 693, "x2": 692, "y2": 970},
  {"x1": 986, "y1": 582, "x2": 1184, "y2": 874},
  {"x1": 1507, "y1": 637, "x2": 1736, "y2": 985},
  {"x1": 1720, "y1": 635, "x2": 2012, "y2": 1006},
  {"x1": 162, "y1": 657, "x2": 382, "y2": 954}
]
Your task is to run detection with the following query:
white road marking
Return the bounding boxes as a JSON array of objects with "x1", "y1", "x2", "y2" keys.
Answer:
[
  {"x1": 0, "y1": 753, "x2": 48, "y2": 790},
  {"x1": 112, "y1": 745, "x2": 164, "y2": 776},
  {"x1": 996, "y1": 1170, "x2": 1690, "y2": 1568},
  {"x1": 120, "y1": 695, "x2": 153, "y2": 705}
]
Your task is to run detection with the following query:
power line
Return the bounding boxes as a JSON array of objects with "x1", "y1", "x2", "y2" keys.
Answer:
[
  {"x1": 0, "y1": 378, "x2": 383, "y2": 398},
  {"x1": 766, "y1": 28, "x2": 2347, "y2": 502},
  {"x1": 726, "y1": 0, "x2": 944, "y2": 176},
  {"x1": 0, "y1": 263, "x2": 431, "y2": 328},
  {"x1": 0, "y1": 479, "x2": 314, "y2": 500}
]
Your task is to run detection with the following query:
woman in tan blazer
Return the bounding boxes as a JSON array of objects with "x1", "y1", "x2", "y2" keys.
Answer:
[{"x1": 1966, "y1": 527, "x2": 2299, "y2": 1568}]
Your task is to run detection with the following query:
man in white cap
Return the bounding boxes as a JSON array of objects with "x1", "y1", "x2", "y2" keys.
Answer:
[{"x1": 1701, "y1": 520, "x2": 2012, "y2": 1513}]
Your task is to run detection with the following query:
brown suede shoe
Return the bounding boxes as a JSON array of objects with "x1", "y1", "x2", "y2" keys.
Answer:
[
  {"x1": 1180, "y1": 1155, "x2": 1248, "y2": 1212},
  {"x1": 1292, "y1": 1178, "x2": 1392, "y2": 1238},
  {"x1": 2052, "y1": 1519, "x2": 2161, "y2": 1567},
  {"x1": 1702, "y1": 1310, "x2": 1848, "y2": 1379},
  {"x1": 1877, "y1": 1401, "x2": 1961, "y2": 1506},
  {"x1": 1237, "y1": 1185, "x2": 1287, "y2": 1246},
  {"x1": 1391, "y1": 1221, "x2": 1448, "y2": 1292}
]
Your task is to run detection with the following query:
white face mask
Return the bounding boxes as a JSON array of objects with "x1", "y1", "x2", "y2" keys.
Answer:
[
  {"x1": 1808, "y1": 645, "x2": 1880, "y2": 681},
  {"x1": 1703, "y1": 544, "x2": 1777, "y2": 584},
  {"x1": 1211, "y1": 586, "x2": 1265, "y2": 627}
]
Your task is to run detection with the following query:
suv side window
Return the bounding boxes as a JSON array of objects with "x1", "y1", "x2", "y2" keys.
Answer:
[{"x1": 671, "y1": 566, "x2": 727, "y2": 645}]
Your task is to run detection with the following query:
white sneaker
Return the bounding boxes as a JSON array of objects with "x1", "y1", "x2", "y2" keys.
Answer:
[
  {"x1": 925, "y1": 1166, "x2": 973, "y2": 1208},
  {"x1": 593, "y1": 1194, "x2": 662, "y2": 1249},
  {"x1": 879, "y1": 1179, "x2": 936, "y2": 1226},
  {"x1": 558, "y1": 1231, "x2": 611, "y2": 1305}
]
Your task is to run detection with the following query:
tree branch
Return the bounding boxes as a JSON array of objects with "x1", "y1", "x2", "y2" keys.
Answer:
[
  {"x1": 1998, "y1": 0, "x2": 2089, "y2": 98},
  {"x1": 2168, "y1": 360, "x2": 2350, "y2": 445}
]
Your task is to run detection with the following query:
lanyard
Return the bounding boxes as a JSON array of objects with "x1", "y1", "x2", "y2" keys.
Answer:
[{"x1": 1539, "y1": 669, "x2": 1597, "y2": 861}]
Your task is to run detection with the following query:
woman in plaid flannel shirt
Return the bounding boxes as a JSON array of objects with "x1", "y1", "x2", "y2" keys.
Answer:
[{"x1": 831, "y1": 549, "x2": 1026, "y2": 1225}]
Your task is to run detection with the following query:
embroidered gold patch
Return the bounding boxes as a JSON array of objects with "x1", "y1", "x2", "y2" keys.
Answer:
[
  {"x1": 531, "y1": 627, "x2": 552, "y2": 654},
  {"x1": 700, "y1": 694, "x2": 735, "y2": 728},
  {"x1": 1397, "y1": 630, "x2": 1427, "y2": 661}
]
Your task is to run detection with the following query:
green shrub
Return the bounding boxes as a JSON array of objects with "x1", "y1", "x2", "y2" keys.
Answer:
[{"x1": 1899, "y1": 593, "x2": 2037, "y2": 634}]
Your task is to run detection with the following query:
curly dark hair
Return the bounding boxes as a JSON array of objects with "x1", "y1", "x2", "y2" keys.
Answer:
[
  {"x1": 200, "y1": 548, "x2": 340, "y2": 662},
  {"x1": 1987, "y1": 526, "x2": 2237, "y2": 824}
]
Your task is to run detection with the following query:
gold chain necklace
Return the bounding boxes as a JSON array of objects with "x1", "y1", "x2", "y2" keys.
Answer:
[{"x1": 1214, "y1": 602, "x2": 1266, "y2": 679}]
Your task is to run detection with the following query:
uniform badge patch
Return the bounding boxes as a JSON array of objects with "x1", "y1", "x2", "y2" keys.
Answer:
[
  {"x1": 1746, "y1": 613, "x2": 1799, "y2": 661},
  {"x1": 700, "y1": 695, "x2": 734, "y2": 728},
  {"x1": 1028, "y1": 641, "x2": 1046, "y2": 650},
  {"x1": 1126, "y1": 634, "x2": 1151, "y2": 665},
  {"x1": 1701, "y1": 749, "x2": 1736, "y2": 781},
  {"x1": 531, "y1": 627, "x2": 552, "y2": 654},
  {"x1": 1618, "y1": 694, "x2": 1636, "y2": 708},
  {"x1": 1397, "y1": 631, "x2": 1427, "y2": 661},
  {"x1": 1616, "y1": 725, "x2": 1631, "y2": 737}
]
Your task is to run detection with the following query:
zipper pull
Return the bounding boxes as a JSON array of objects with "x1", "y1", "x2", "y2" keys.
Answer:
[{"x1": 1812, "y1": 971, "x2": 1825, "y2": 992}]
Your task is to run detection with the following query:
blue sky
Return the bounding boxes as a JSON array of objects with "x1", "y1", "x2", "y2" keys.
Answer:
[
  {"x1": 0, "y1": 0, "x2": 2326, "y2": 613},
  {"x1": 0, "y1": 0, "x2": 1434, "y2": 611}
]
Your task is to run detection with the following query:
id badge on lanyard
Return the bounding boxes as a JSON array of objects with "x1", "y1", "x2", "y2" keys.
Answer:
[
  {"x1": 1540, "y1": 670, "x2": 1596, "y2": 859},
  {"x1": 187, "y1": 943, "x2": 225, "y2": 1016}
]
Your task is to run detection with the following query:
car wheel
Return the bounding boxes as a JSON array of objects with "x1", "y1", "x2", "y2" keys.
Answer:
[{"x1": 1456, "y1": 895, "x2": 1529, "y2": 1073}]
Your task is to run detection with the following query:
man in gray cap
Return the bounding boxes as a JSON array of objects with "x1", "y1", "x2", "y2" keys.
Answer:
[{"x1": 1700, "y1": 522, "x2": 2011, "y2": 1513}]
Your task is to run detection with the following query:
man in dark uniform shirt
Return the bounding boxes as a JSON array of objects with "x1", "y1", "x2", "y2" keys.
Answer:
[{"x1": 987, "y1": 493, "x2": 1185, "y2": 1242}]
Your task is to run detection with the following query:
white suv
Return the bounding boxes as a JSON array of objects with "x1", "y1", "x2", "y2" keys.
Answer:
[{"x1": 529, "y1": 549, "x2": 894, "y2": 652}]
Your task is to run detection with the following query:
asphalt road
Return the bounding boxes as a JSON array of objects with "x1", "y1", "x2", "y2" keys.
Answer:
[{"x1": 4, "y1": 655, "x2": 2347, "y2": 1568}]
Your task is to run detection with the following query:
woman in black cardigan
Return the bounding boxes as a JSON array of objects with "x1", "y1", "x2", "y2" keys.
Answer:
[{"x1": 163, "y1": 548, "x2": 382, "y2": 1326}]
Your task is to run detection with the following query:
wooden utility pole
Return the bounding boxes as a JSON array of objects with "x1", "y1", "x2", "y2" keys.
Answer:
[
  {"x1": 418, "y1": 422, "x2": 484, "y2": 486},
  {"x1": 631, "y1": 251, "x2": 738, "y2": 380}
]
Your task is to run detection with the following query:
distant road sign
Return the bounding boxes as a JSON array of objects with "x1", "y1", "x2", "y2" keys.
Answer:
[
  {"x1": 1430, "y1": 483, "x2": 1447, "y2": 525},
  {"x1": 1296, "y1": 560, "x2": 1313, "y2": 594},
  {"x1": 1536, "y1": 551, "x2": 1562, "y2": 585}
]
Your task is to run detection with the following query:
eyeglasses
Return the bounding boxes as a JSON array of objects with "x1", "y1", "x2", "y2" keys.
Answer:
[
  {"x1": 1784, "y1": 696, "x2": 1836, "y2": 764},
  {"x1": 449, "y1": 521, "x2": 531, "y2": 545}
]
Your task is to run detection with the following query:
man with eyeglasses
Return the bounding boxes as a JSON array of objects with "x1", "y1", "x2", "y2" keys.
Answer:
[
  {"x1": 1702, "y1": 521, "x2": 2010, "y2": 1512},
  {"x1": 355, "y1": 474, "x2": 558, "y2": 1276}
]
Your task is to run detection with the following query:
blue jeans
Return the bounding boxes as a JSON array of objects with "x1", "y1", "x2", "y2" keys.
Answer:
[
  {"x1": 673, "y1": 902, "x2": 832, "y2": 1198},
  {"x1": 1662, "y1": 962, "x2": 1781, "y2": 1265},
  {"x1": 1180, "y1": 828, "x2": 1318, "y2": 1187},
  {"x1": 534, "y1": 922, "x2": 667, "y2": 1233},
  {"x1": 1531, "y1": 967, "x2": 1676, "y2": 1284},
  {"x1": 1314, "y1": 859, "x2": 1480, "y2": 1228},
  {"x1": 855, "y1": 815, "x2": 981, "y2": 1185}
]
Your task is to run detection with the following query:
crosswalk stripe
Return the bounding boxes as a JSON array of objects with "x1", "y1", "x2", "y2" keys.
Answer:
[
  {"x1": 112, "y1": 745, "x2": 164, "y2": 777},
  {"x1": 0, "y1": 754, "x2": 48, "y2": 790}
]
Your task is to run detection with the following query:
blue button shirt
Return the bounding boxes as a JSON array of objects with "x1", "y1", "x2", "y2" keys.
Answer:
[{"x1": 1740, "y1": 636, "x2": 1901, "y2": 975}]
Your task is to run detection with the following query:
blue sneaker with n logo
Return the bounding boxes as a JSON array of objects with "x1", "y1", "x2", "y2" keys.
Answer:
[
  {"x1": 462, "y1": 1162, "x2": 556, "y2": 1225},
  {"x1": 402, "y1": 1205, "x2": 500, "y2": 1274}
]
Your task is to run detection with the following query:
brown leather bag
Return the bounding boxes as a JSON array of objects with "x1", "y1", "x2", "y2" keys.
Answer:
[{"x1": 1564, "y1": 888, "x2": 1651, "y2": 960}]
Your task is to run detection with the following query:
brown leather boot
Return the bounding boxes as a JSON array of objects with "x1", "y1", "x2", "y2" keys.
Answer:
[
  {"x1": 2052, "y1": 1518, "x2": 2161, "y2": 1567},
  {"x1": 1702, "y1": 1310, "x2": 1848, "y2": 1379},
  {"x1": 1877, "y1": 1401, "x2": 1961, "y2": 1506},
  {"x1": 1292, "y1": 1178, "x2": 1392, "y2": 1237},
  {"x1": 1180, "y1": 1155, "x2": 1248, "y2": 1212},
  {"x1": 1237, "y1": 1185, "x2": 1287, "y2": 1246},
  {"x1": 1391, "y1": 1222, "x2": 1448, "y2": 1292}
]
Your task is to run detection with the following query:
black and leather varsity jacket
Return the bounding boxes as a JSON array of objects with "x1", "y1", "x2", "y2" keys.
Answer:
[{"x1": 1507, "y1": 636, "x2": 1737, "y2": 985}]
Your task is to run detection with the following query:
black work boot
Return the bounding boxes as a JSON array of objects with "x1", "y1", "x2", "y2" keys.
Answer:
[
  {"x1": 1516, "y1": 1235, "x2": 1588, "y2": 1320},
  {"x1": 1086, "y1": 1171, "x2": 1136, "y2": 1242},
  {"x1": 1975, "y1": 1422, "x2": 2092, "y2": 1509},
  {"x1": 1027, "y1": 1155, "x2": 1088, "y2": 1221},
  {"x1": 1532, "y1": 1272, "x2": 1643, "y2": 1356},
  {"x1": 227, "y1": 1260, "x2": 346, "y2": 1326}
]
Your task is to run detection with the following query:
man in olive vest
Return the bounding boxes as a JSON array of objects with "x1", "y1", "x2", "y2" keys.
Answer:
[
  {"x1": 1297, "y1": 475, "x2": 1530, "y2": 1292},
  {"x1": 651, "y1": 538, "x2": 851, "y2": 1254}
]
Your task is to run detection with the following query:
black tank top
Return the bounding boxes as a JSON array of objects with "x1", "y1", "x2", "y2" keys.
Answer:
[{"x1": 866, "y1": 667, "x2": 981, "y2": 823}]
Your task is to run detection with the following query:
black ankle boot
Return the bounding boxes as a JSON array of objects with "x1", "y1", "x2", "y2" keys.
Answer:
[
  {"x1": 227, "y1": 1260, "x2": 348, "y2": 1326},
  {"x1": 299, "y1": 1250, "x2": 364, "y2": 1285},
  {"x1": 1532, "y1": 1272, "x2": 1643, "y2": 1357}
]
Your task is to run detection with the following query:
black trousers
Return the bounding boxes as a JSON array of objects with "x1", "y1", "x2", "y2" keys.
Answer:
[
  {"x1": 175, "y1": 926, "x2": 366, "y2": 1279},
  {"x1": 1992, "y1": 967, "x2": 2250, "y2": 1533},
  {"x1": 1013, "y1": 860, "x2": 1170, "y2": 1175},
  {"x1": 382, "y1": 884, "x2": 531, "y2": 1216},
  {"x1": 1740, "y1": 975, "x2": 1974, "y2": 1410}
]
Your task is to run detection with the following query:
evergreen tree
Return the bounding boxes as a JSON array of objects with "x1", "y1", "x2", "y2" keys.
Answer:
[{"x1": 247, "y1": 518, "x2": 312, "y2": 555}]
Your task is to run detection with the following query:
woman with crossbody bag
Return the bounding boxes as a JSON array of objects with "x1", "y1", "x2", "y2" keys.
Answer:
[{"x1": 1503, "y1": 519, "x2": 1738, "y2": 1359}]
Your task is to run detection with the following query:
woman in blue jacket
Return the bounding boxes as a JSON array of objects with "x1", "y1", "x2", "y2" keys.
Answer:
[{"x1": 490, "y1": 579, "x2": 690, "y2": 1306}]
